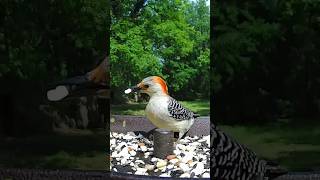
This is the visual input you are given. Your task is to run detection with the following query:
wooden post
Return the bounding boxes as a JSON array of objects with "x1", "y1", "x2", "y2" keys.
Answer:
[{"x1": 153, "y1": 129, "x2": 174, "y2": 159}]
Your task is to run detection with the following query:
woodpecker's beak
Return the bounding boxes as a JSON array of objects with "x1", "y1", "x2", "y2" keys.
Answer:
[
  {"x1": 131, "y1": 85, "x2": 141, "y2": 92},
  {"x1": 124, "y1": 84, "x2": 141, "y2": 94}
]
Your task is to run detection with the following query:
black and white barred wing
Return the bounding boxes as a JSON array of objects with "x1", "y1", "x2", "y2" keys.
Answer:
[
  {"x1": 167, "y1": 97, "x2": 197, "y2": 120},
  {"x1": 211, "y1": 124, "x2": 267, "y2": 180}
]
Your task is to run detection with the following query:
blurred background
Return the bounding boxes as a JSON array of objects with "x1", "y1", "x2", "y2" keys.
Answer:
[
  {"x1": 0, "y1": 0, "x2": 109, "y2": 170},
  {"x1": 212, "y1": 0, "x2": 320, "y2": 171}
]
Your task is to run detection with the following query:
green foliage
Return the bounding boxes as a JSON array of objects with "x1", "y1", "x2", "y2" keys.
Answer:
[
  {"x1": 213, "y1": 0, "x2": 320, "y2": 122},
  {"x1": 0, "y1": 0, "x2": 109, "y2": 82},
  {"x1": 111, "y1": 20, "x2": 162, "y2": 88},
  {"x1": 111, "y1": 0, "x2": 210, "y2": 100}
]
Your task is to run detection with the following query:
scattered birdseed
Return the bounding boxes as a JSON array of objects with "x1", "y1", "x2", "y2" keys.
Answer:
[{"x1": 110, "y1": 131, "x2": 210, "y2": 178}]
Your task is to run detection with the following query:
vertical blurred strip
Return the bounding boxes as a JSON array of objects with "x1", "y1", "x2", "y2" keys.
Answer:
[{"x1": 210, "y1": 0, "x2": 214, "y2": 178}]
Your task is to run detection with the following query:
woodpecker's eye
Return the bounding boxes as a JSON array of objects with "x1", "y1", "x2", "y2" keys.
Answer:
[{"x1": 144, "y1": 84, "x2": 149, "y2": 88}]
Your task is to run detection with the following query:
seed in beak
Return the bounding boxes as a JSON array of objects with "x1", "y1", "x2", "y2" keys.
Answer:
[{"x1": 124, "y1": 88, "x2": 132, "y2": 94}]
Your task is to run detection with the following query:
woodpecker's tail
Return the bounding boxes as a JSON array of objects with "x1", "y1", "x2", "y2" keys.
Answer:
[{"x1": 265, "y1": 160, "x2": 288, "y2": 179}]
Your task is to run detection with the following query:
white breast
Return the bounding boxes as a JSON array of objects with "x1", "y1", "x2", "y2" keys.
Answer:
[{"x1": 145, "y1": 95, "x2": 190, "y2": 132}]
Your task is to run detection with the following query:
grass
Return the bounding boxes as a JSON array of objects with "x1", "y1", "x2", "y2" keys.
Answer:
[
  {"x1": 0, "y1": 129, "x2": 108, "y2": 170},
  {"x1": 111, "y1": 103, "x2": 147, "y2": 116},
  {"x1": 111, "y1": 99, "x2": 210, "y2": 116},
  {"x1": 219, "y1": 119, "x2": 320, "y2": 171}
]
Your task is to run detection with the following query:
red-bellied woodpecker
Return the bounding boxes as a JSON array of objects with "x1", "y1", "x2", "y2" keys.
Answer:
[{"x1": 125, "y1": 76, "x2": 199, "y2": 140}]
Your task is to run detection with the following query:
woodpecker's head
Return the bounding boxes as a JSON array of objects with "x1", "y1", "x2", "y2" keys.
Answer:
[{"x1": 125, "y1": 76, "x2": 168, "y2": 96}]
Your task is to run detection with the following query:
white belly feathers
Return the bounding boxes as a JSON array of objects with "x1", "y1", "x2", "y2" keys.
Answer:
[{"x1": 145, "y1": 95, "x2": 189, "y2": 132}]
